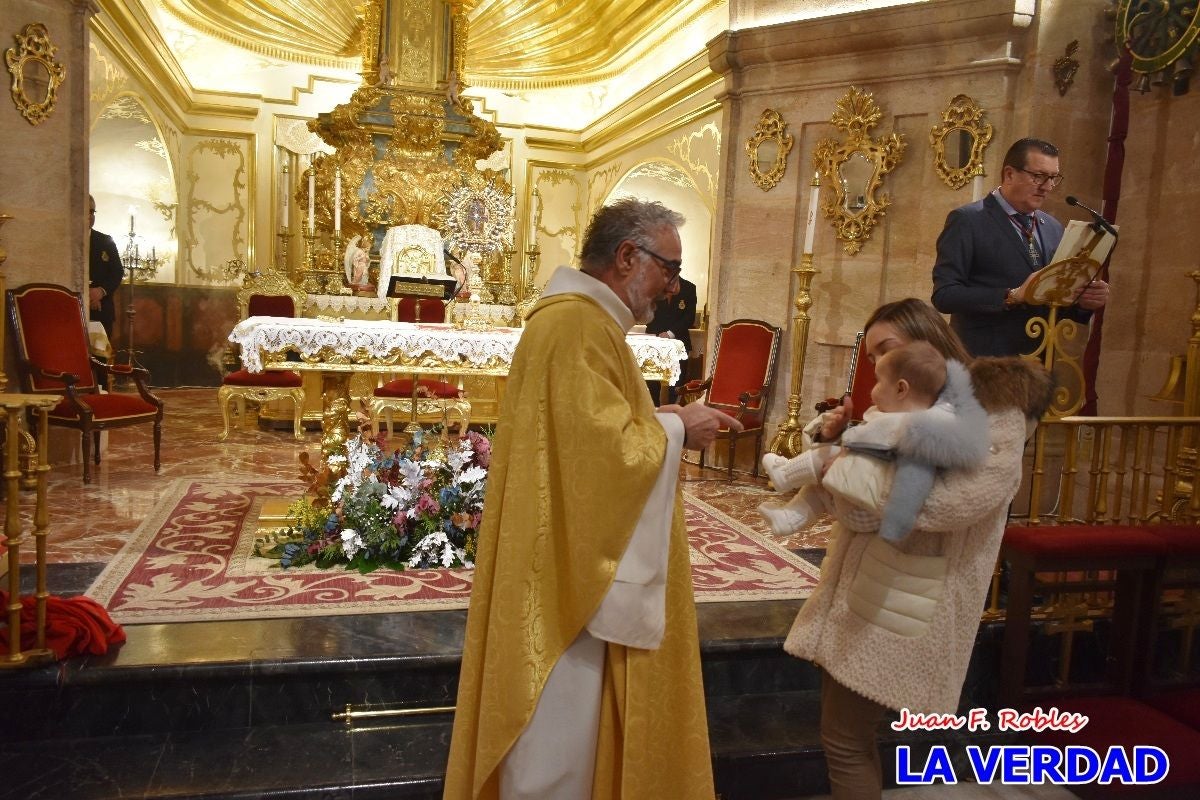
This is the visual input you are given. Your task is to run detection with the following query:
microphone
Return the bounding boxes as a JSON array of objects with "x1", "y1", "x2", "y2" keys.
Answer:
[
  {"x1": 443, "y1": 248, "x2": 464, "y2": 266},
  {"x1": 1065, "y1": 196, "x2": 1118, "y2": 238}
]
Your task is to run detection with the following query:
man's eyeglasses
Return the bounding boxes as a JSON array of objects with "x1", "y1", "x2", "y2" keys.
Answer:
[
  {"x1": 634, "y1": 244, "x2": 682, "y2": 283},
  {"x1": 1017, "y1": 168, "x2": 1064, "y2": 188}
]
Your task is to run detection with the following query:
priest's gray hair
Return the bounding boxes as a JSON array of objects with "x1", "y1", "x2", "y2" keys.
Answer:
[{"x1": 579, "y1": 198, "x2": 685, "y2": 275}]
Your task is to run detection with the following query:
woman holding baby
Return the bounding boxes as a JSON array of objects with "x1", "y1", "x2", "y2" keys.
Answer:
[{"x1": 781, "y1": 298, "x2": 1052, "y2": 799}]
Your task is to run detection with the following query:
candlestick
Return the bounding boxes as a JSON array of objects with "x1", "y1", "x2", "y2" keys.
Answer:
[
  {"x1": 281, "y1": 163, "x2": 289, "y2": 228},
  {"x1": 971, "y1": 173, "x2": 985, "y2": 202},
  {"x1": 334, "y1": 167, "x2": 342, "y2": 233},
  {"x1": 802, "y1": 172, "x2": 820, "y2": 255},
  {"x1": 307, "y1": 159, "x2": 315, "y2": 236},
  {"x1": 529, "y1": 187, "x2": 540, "y2": 245}
]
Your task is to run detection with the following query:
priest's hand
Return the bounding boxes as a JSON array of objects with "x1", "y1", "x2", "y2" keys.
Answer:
[
  {"x1": 88, "y1": 287, "x2": 104, "y2": 310},
  {"x1": 673, "y1": 403, "x2": 743, "y2": 450}
]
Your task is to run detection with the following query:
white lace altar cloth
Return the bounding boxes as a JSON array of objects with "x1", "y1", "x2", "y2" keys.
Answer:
[
  {"x1": 229, "y1": 317, "x2": 686, "y2": 382},
  {"x1": 306, "y1": 294, "x2": 392, "y2": 319}
]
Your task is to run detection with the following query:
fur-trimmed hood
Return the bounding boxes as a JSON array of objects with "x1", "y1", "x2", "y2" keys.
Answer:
[{"x1": 968, "y1": 357, "x2": 1055, "y2": 419}]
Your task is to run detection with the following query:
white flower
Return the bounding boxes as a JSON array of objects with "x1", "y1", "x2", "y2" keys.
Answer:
[
  {"x1": 406, "y1": 531, "x2": 466, "y2": 569},
  {"x1": 458, "y1": 465, "x2": 487, "y2": 485},
  {"x1": 398, "y1": 458, "x2": 423, "y2": 487},
  {"x1": 447, "y1": 448, "x2": 469, "y2": 471},
  {"x1": 341, "y1": 528, "x2": 364, "y2": 559}
]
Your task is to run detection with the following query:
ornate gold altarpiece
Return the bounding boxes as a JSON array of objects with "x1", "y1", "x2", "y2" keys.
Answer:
[{"x1": 291, "y1": 0, "x2": 528, "y2": 307}]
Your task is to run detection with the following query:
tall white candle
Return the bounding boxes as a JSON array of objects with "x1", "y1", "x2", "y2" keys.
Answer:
[
  {"x1": 307, "y1": 159, "x2": 315, "y2": 236},
  {"x1": 971, "y1": 174, "x2": 985, "y2": 202},
  {"x1": 281, "y1": 163, "x2": 289, "y2": 228},
  {"x1": 529, "y1": 187, "x2": 540, "y2": 245},
  {"x1": 802, "y1": 172, "x2": 820, "y2": 255},
  {"x1": 334, "y1": 167, "x2": 342, "y2": 233}
]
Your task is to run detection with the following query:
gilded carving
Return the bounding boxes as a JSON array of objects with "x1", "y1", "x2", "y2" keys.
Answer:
[
  {"x1": 1053, "y1": 40, "x2": 1080, "y2": 97},
  {"x1": 88, "y1": 42, "x2": 127, "y2": 110},
  {"x1": 929, "y1": 94, "x2": 993, "y2": 191},
  {"x1": 100, "y1": 95, "x2": 153, "y2": 124},
  {"x1": 587, "y1": 163, "x2": 625, "y2": 215},
  {"x1": 813, "y1": 86, "x2": 905, "y2": 255},
  {"x1": 184, "y1": 139, "x2": 247, "y2": 281},
  {"x1": 669, "y1": 122, "x2": 720, "y2": 205},
  {"x1": 746, "y1": 108, "x2": 794, "y2": 192},
  {"x1": 6, "y1": 23, "x2": 66, "y2": 126},
  {"x1": 399, "y1": 0, "x2": 434, "y2": 84}
]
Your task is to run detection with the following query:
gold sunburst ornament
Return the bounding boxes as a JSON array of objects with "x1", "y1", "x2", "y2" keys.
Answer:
[
  {"x1": 6, "y1": 23, "x2": 66, "y2": 126},
  {"x1": 813, "y1": 86, "x2": 905, "y2": 255}
]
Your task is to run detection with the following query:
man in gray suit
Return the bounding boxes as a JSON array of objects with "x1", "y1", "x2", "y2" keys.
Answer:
[{"x1": 931, "y1": 138, "x2": 1110, "y2": 357}]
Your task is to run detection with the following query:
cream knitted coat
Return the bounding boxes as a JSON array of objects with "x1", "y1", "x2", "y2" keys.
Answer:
[{"x1": 783, "y1": 407, "x2": 1026, "y2": 715}]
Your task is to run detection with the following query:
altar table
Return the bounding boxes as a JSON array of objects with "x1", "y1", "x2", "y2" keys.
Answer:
[
  {"x1": 228, "y1": 317, "x2": 687, "y2": 450},
  {"x1": 229, "y1": 316, "x2": 686, "y2": 384}
]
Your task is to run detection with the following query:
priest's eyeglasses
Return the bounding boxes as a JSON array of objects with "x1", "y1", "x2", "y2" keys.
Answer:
[
  {"x1": 1017, "y1": 168, "x2": 1064, "y2": 188},
  {"x1": 635, "y1": 244, "x2": 682, "y2": 283}
]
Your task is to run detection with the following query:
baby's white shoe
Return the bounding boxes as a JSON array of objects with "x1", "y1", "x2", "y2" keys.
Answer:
[
  {"x1": 758, "y1": 500, "x2": 812, "y2": 538},
  {"x1": 761, "y1": 452, "x2": 819, "y2": 493}
]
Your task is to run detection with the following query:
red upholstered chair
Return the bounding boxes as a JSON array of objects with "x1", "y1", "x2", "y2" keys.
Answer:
[
  {"x1": 219, "y1": 271, "x2": 306, "y2": 440},
  {"x1": 7, "y1": 283, "x2": 163, "y2": 484},
  {"x1": 679, "y1": 318, "x2": 782, "y2": 480},
  {"x1": 370, "y1": 296, "x2": 469, "y2": 432}
]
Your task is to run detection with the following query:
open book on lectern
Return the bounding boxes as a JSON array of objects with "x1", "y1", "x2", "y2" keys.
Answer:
[{"x1": 1024, "y1": 220, "x2": 1119, "y2": 306}]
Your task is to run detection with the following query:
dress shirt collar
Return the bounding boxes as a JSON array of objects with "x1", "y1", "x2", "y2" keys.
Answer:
[
  {"x1": 992, "y1": 187, "x2": 1039, "y2": 222},
  {"x1": 541, "y1": 266, "x2": 636, "y2": 331}
]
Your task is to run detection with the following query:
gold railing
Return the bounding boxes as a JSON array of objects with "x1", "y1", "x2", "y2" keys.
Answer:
[
  {"x1": 1020, "y1": 416, "x2": 1200, "y2": 526},
  {"x1": 1, "y1": 395, "x2": 56, "y2": 668}
]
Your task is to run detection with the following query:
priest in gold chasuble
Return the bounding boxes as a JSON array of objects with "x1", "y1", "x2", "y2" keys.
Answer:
[{"x1": 444, "y1": 200, "x2": 738, "y2": 799}]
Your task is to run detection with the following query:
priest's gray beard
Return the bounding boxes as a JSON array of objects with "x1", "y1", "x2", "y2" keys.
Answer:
[{"x1": 627, "y1": 267, "x2": 660, "y2": 325}]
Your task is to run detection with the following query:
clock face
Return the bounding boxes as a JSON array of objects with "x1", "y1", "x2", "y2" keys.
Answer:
[{"x1": 1117, "y1": 0, "x2": 1200, "y2": 74}]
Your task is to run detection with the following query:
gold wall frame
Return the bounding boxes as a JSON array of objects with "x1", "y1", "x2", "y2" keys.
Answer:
[
  {"x1": 813, "y1": 86, "x2": 905, "y2": 255},
  {"x1": 5, "y1": 23, "x2": 66, "y2": 126},
  {"x1": 929, "y1": 94, "x2": 993, "y2": 191},
  {"x1": 746, "y1": 108, "x2": 793, "y2": 192}
]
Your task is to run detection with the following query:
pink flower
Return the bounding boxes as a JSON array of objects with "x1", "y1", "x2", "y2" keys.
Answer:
[
  {"x1": 466, "y1": 430, "x2": 491, "y2": 468},
  {"x1": 415, "y1": 493, "x2": 440, "y2": 516}
]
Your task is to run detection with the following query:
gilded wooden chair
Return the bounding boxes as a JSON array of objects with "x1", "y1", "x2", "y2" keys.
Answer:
[
  {"x1": 7, "y1": 283, "x2": 164, "y2": 484},
  {"x1": 218, "y1": 270, "x2": 307, "y2": 440},
  {"x1": 679, "y1": 318, "x2": 781, "y2": 480},
  {"x1": 370, "y1": 297, "x2": 471, "y2": 433}
]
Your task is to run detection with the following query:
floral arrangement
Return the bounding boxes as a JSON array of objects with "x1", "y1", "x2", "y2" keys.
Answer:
[{"x1": 278, "y1": 426, "x2": 491, "y2": 573}]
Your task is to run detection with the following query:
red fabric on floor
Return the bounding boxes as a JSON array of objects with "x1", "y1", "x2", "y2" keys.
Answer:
[{"x1": 0, "y1": 592, "x2": 126, "y2": 659}]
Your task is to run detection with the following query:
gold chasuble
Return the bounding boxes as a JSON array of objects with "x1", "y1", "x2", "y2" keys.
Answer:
[{"x1": 444, "y1": 271, "x2": 714, "y2": 799}]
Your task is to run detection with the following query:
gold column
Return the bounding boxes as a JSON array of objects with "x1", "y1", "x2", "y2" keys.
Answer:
[
  {"x1": 1171, "y1": 269, "x2": 1200, "y2": 520},
  {"x1": 358, "y1": 0, "x2": 384, "y2": 85}
]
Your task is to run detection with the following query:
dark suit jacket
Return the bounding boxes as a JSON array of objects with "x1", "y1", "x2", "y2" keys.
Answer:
[
  {"x1": 646, "y1": 277, "x2": 697, "y2": 357},
  {"x1": 931, "y1": 193, "x2": 1089, "y2": 358},
  {"x1": 89, "y1": 229, "x2": 124, "y2": 335},
  {"x1": 645, "y1": 278, "x2": 697, "y2": 400}
]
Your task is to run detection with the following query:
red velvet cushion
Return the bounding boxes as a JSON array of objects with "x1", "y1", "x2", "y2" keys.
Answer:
[
  {"x1": 1145, "y1": 688, "x2": 1200, "y2": 732},
  {"x1": 12, "y1": 287, "x2": 97, "y2": 392},
  {"x1": 396, "y1": 298, "x2": 446, "y2": 324},
  {"x1": 222, "y1": 369, "x2": 303, "y2": 388},
  {"x1": 707, "y1": 322, "x2": 776, "y2": 408},
  {"x1": 1003, "y1": 525, "x2": 1170, "y2": 559},
  {"x1": 247, "y1": 295, "x2": 295, "y2": 318},
  {"x1": 49, "y1": 392, "x2": 159, "y2": 422},
  {"x1": 1024, "y1": 696, "x2": 1200, "y2": 788},
  {"x1": 1144, "y1": 525, "x2": 1200, "y2": 557},
  {"x1": 375, "y1": 379, "x2": 459, "y2": 398}
]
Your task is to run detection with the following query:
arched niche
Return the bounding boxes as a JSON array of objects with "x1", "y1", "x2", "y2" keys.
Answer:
[
  {"x1": 89, "y1": 94, "x2": 178, "y2": 282},
  {"x1": 603, "y1": 159, "x2": 713, "y2": 321}
]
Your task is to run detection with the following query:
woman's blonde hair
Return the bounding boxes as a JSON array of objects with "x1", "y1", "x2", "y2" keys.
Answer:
[{"x1": 863, "y1": 298, "x2": 971, "y2": 363}]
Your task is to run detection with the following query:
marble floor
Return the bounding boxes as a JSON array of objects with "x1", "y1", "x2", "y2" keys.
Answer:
[{"x1": 13, "y1": 387, "x2": 825, "y2": 570}]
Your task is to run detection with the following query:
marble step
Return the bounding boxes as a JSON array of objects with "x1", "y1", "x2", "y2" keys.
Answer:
[
  {"x1": 0, "y1": 690, "x2": 1011, "y2": 800},
  {"x1": 0, "y1": 600, "x2": 816, "y2": 742}
]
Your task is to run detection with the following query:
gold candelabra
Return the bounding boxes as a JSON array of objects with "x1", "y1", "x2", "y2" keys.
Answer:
[
  {"x1": 120, "y1": 220, "x2": 162, "y2": 369},
  {"x1": 769, "y1": 249, "x2": 820, "y2": 458}
]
